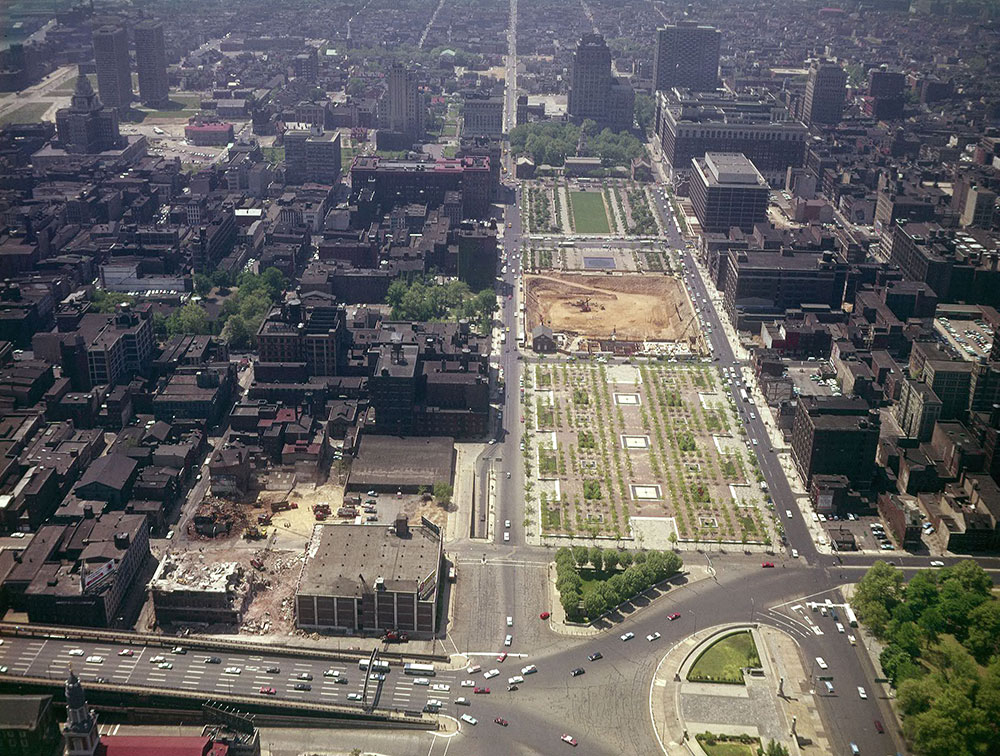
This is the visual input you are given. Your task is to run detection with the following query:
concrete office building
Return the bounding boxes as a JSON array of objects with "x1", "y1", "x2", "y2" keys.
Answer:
[
  {"x1": 722, "y1": 248, "x2": 849, "y2": 328},
  {"x1": 791, "y1": 396, "x2": 880, "y2": 489},
  {"x1": 133, "y1": 20, "x2": 169, "y2": 108},
  {"x1": 802, "y1": 59, "x2": 847, "y2": 126},
  {"x1": 284, "y1": 126, "x2": 342, "y2": 184},
  {"x1": 463, "y1": 93, "x2": 504, "y2": 138},
  {"x1": 690, "y1": 152, "x2": 769, "y2": 233},
  {"x1": 568, "y1": 33, "x2": 612, "y2": 122},
  {"x1": 295, "y1": 518, "x2": 442, "y2": 634},
  {"x1": 386, "y1": 62, "x2": 423, "y2": 137},
  {"x1": 92, "y1": 25, "x2": 132, "y2": 111},
  {"x1": 653, "y1": 22, "x2": 720, "y2": 93},
  {"x1": 654, "y1": 88, "x2": 807, "y2": 184},
  {"x1": 55, "y1": 71, "x2": 124, "y2": 155},
  {"x1": 567, "y1": 33, "x2": 634, "y2": 131}
]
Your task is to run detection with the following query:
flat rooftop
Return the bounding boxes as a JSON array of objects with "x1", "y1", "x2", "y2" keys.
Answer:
[
  {"x1": 348, "y1": 435, "x2": 454, "y2": 490},
  {"x1": 298, "y1": 522, "x2": 440, "y2": 598}
]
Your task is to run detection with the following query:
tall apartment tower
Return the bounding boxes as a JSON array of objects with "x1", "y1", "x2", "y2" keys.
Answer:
[
  {"x1": 387, "y1": 62, "x2": 423, "y2": 137},
  {"x1": 568, "y1": 33, "x2": 612, "y2": 122},
  {"x1": 134, "y1": 20, "x2": 169, "y2": 108},
  {"x1": 92, "y1": 24, "x2": 132, "y2": 111},
  {"x1": 802, "y1": 59, "x2": 847, "y2": 126},
  {"x1": 653, "y1": 22, "x2": 721, "y2": 93}
]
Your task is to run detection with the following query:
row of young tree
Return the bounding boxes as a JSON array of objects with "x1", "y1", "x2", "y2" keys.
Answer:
[
  {"x1": 554, "y1": 546, "x2": 683, "y2": 621},
  {"x1": 853, "y1": 560, "x2": 1000, "y2": 756}
]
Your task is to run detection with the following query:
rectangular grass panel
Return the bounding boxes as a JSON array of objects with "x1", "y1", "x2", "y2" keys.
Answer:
[{"x1": 570, "y1": 191, "x2": 611, "y2": 234}]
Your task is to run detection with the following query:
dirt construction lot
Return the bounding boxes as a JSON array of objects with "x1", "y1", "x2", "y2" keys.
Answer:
[{"x1": 525, "y1": 273, "x2": 696, "y2": 341}]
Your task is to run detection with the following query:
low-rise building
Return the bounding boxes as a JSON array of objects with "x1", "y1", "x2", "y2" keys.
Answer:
[{"x1": 295, "y1": 517, "x2": 442, "y2": 634}]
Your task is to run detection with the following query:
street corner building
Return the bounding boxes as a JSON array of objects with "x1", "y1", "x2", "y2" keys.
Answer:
[{"x1": 295, "y1": 516, "x2": 442, "y2": 636}]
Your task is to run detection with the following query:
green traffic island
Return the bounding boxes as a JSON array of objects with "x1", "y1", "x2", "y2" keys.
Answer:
[
  {"x1": 554, "y1": 546, "x2": 683, "y2": 622},
  {"x1": 686, "y1": 630, "x2": 761, "y2": 685}
]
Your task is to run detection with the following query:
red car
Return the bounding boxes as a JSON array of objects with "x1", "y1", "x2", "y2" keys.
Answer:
[
  {"x1": 497, "y1": 652, "x2": 508, "y2": 662},
  {"x1": 761, "y1": 562, "x2": 775, "y2": 568},
  {"x1": 874, "y1": 720, "x2": 884, "y2": 734},
  {"x1": 540, "y1": 611, "x2": 551, "y2": 620},
  {"x1": 561, "y1": 734, "x2": 578, "y2": 747},
  {"x1": 494, "y1": 717, "x2": 508, "y2": 726},
  {"x1": 118, "y1": 649, "x2": 134, "y2": 657},
  {"x1": 667, "y1": 612, "x2": 681, "y2": 621},
  {"x1": 259, "y1": 686, "x2": 276, "y2": 695},
  {"x1": 474, "y1": 686, "x2": 490, "y2": 694}
]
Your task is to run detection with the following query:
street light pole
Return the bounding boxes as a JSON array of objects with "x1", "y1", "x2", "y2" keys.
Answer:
[{"x1": 750, "y1": 597, "x2": 755, "y2": 623}]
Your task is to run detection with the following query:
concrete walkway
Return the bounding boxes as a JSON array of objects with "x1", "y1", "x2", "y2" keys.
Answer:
[{"x1": 649, "y1": 623, "x2": 830, "y2": 756}]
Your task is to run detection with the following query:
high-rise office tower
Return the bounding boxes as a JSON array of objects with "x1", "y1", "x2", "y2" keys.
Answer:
[
  {"x1": 802, "y1": 59, "x2": 847, "y2": 126},
  {"x1": 92, "y1": 24, "x2": 132, "y2": 111},
  {"x1": 387, "y1": 63, "x2": 423, "y2": 137},
  {"x1": 568, "y1": 33, "x2": 612, "y2": 122},
  {"x1": 134, "y1": 20, "x2": 169, "y2": 108},
  {"x1": 653, "y1": 22, "x2": 721, "y2": 93},
  {"x1": 55, "y1": 69, "x2": 123, "y2": 154}
]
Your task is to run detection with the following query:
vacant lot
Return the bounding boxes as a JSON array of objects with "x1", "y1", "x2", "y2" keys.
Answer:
[
  {"x1": 570, "y1": 191, "x2": 610, "y2": 234},
  {"x1": 525, "y1": 273, "x2": 696, "y2": 342},
  {"x1": 687, "y1": 631, "x2": 760, "y2": 684}
]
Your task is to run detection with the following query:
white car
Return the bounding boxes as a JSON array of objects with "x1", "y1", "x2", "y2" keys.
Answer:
[
  {"x1": 85, "y1": 655, "x2": 104, "y2": 664},
  {"x1": 620, "y1": 632, "x2": 635, "y2": 642},
  {"x1": 505, "y1": 520, "x2": 511, "y2": 529},
  {"x1": 503, "y1": 532, "x2": 510, "y2": 542},
  {"x1": 791, "y1": 549, "x2": 799, "y2": 558},
  {"x1": 68, "y1": 649, "x2": 85, "y2": 657},
  {"x1": 930, "y1": 560, "x2": 944, "y2": 567},
  {"x1": 347, "y1": 693, "x2": 363, "y2": 701},
  {"x1": 521, "y1": 664, "x2": 537, "y2": 675},
  {"x1": 506, "y1": 616, "x2": 513, "y2": 627},
  {"x1": 857, "y1": 686, "x2": 867, "y2": 700},
  {"x1": 786, "y1": 510, "x2": 793, "y2": 519},
  {"x1": 460, "y1": 679, "x2": 475, "y2": 687},
  {"x1": 414, "y1": 678, "x2": 430, "y2": 686},
  {"x1": 646, "y1": 632, "x2": 661, "y2": 642},
  {"x1": 508, "y1": 675, "x2": 524, "y2": 685},
  {"x1": 157, "y1": 662, "x2": 173, "y2": 670},
  {"x1": 461, "y1": 714, "x2": 478, "y2": 725},
  {"x1": 815, "y1": 657, "x2": 828, "y2": 670},
  {"x1": 224, "y1": 667, "x2": 242, "y2": 675},
  {"x1": 848, "y1": 635, "x2": 857, "y2": 646},
  {"x1": 149, "y1": 655, "x2": 166, "y2": 663},
  {"x1": 836, "y1": 622, "x2": 845, "y2": 634},
  {"x1": 431, "y1": 683, "x2": 450, "y2": 692},
  {"x1": 454, "y1": 697, "x2": 470, "y2": 705},
  {"x1": 484, "y1": 669, "x2": 500, "y2": 679},
  {"x1": 427, "y1": 699, "x2": 444, "y2": 709},
  {"x1": 504, "y1": 634, "x2": 512, "y2": 646},
  {"x1": 467, "y1": 664, "x2": 481, "y2": 674}
]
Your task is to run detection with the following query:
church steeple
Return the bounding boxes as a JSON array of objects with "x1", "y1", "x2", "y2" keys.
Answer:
[{"x1": 63, "y1": 669, "x2": 100, "y2": 756}]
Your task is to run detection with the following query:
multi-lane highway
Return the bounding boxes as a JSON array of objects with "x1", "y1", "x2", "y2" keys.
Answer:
[{"x1": 0, "y1": 632, "x2": 472, "y2": 715}]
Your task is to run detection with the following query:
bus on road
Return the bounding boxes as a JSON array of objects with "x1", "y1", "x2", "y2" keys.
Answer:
[
  {"x1": 404, "y1": 663, "x2": 436, "y2": 677},
  {"x1": 358, "y1": 659, "x2": 390, "y2": 673}
]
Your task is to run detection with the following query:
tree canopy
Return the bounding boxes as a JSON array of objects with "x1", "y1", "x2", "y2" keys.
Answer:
[
  {"x1": 509, "y1": 121, "x2": 645, "y2": 167},
  {"x1": 385, "y1": 278, "x2": 496, "y2": 332},
  {"x1": 855, "y1": 560, "x2": 1000, "y2": 756}
]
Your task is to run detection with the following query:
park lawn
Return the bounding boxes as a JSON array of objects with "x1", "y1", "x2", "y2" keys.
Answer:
[
  {"x1": 570, "y1": 191, "x2": 611, "y2": 234},
  {"x1": 578, "y1": 567, "x2": 619, "y2": 597},
  {"x1": 0, "y1": 102, "x2": 53, "y2": 126},
  {"x1": 696, "y1": 736, "x2": 760, "y2": 756},
  {"x1": 53, "y1": 73, "x2": 97, "y2": 93},
  {"x1": 687, "y1": 631, "x2": 760, "y2": 684},
  {"x1": 341, "y1": 146, "x2": 356, "y2": 171}
]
